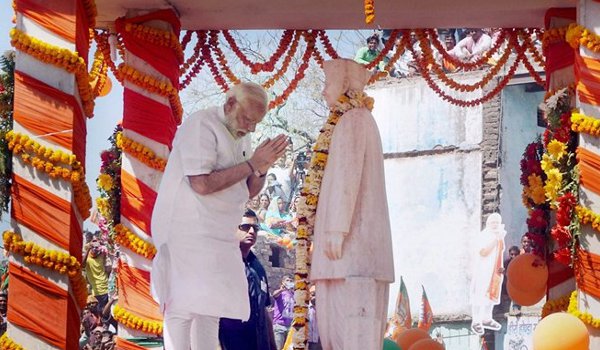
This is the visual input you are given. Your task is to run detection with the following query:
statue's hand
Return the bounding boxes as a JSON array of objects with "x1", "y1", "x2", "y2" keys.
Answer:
[{"x1": 325, "y1": 231, "x2": 346, "y2": 260}]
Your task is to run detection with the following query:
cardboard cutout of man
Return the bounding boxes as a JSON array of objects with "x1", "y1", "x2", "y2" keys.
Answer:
[
  {"x1": 311, "y1": 59, "x2": 395, "y2": 350},
  {"x1": 470, "y1": 212, "x2": 506, "y2": 335}
]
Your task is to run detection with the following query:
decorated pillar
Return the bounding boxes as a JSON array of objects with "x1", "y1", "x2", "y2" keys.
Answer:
[
  {"x1": 570, "y1": 0, "x2": 600, "y2": 347},
  {"x1": 2, "y1": 0, "x2": 95, "y2": 349},
  {"x1": 111, "y1": 9, "x2": 181, "y2": 348}
]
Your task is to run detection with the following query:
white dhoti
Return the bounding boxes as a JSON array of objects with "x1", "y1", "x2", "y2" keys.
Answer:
[{"x1": 315, "y1": 278, "x2": 389, "y2": 350}]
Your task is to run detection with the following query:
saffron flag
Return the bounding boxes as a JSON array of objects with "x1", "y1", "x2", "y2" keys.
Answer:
[
  {"x1": 417, "y1": 285, "x2": 433, "y2": 331},
  {"x1": 386, "y1": 276, "x2": 412, "y2": 338}
]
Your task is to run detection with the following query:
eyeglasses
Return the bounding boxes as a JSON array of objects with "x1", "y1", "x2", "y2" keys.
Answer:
[{"x1": 238, "y1": 224, "x2": 260, "y2": 232}]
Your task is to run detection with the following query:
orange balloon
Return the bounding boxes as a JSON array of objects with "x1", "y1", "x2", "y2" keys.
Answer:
[
  {"x1": 507, "y1": 280, "x2": 545, "y2": 306},
  {"x1": 98, "y1": 76, "x2": 112, "y2": 97},
  {"x1": 533, "y1": 312, "x2": 589, "y2": 350},
  {"x1": 408, "y1": 338, "x2": 445, "y2": 350},
  {"x1": 506, "y1": 253, "x2": 548, "y2": 292},
  {"x1": 393, "y1": 328, "x2": 431, "y2": 350}
]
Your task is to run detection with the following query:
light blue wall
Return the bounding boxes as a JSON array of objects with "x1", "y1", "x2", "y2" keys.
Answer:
[{"x1": 499, "y1": 85, "x2": 546, "y2": 251}]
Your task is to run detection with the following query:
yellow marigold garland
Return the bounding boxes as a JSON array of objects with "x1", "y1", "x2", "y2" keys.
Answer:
[
  {"x1": 113, "y1": 304, "x2": 163, "y2": 335},
  {"x1": 9, "y1": 28, "x2": 95, "y2": 117},
  {"x1": 542, "y1": 294, "x2": 570, "y2": 318},
  {"x1": 5, "y1": 131, "x2": 92, "y2": 219},
  {"x1": 571, "y1": 111, "x2": 600, "y2": 137},
  {"x1": 566, "y1": 23, "x2": 600, "y2": 53},
  {"x1": 123, "y1": 22, "x2": 183, "y2": 62},
  {"x1": 116, "y1": 64, "x2": 182, "y2": 124},
  {"x1": 3, "y1": 230, "x2": 88, "y2": 308},
  {"x1": 89, "y1": 49, "x2": 109, "y2": 99},
  {"x1": 0, "y1": 334, "x2": 24, "y2": 350},
  {"x1": 114, "y1": 224, "x2": 156, "y2": 259},
  {"x1": 292, "y1": 91, "x2": 374, "y2": 349},
  {"x1": 568, "y1": 290, "x2": 600, "y2": 328},
  {"x1": 115, "y1": 132, "x2": 167, "y2": 172},
  {"x1": 575, "y1": 205, "x2": 600, "y2": 233}
]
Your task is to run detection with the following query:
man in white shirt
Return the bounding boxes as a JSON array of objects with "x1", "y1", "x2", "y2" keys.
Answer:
[
  {"x1": 151, "y1": 82, "x2": 288, "y2": 350},
  {"x1": 448, "y1": 28, "x2": 492, "y2": 63}
]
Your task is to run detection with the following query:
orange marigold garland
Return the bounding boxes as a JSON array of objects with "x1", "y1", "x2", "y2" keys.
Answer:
[
  {"x1": 114, "y1": 223, "x2": 156, "y2": 259},
  {"x1": 222, "y1": 30, "x2": 294, "y2": 74},
  {"x1": 262, "y1": 30, "x2": 301, "y2": 89},
  {"x1": 203, "y1": 36, "x2": 230, "y2": 92},
  {"x1": 3, "y1": 230, "x2": 88, "y2": 307},
  {"x1": 368, "y1": 31, "x2": 409, "y2": 84},
  {"x1": 209, "y1": 31, "x2": 241, "y2": 85},
  {"x1": 121, "y1": 21, "x2": 183, "y2": 62},
  {"x1": 116, "y1": 63, "x2": 183, "y2": 124},
  {"x1": 113, "y1": 304, "x2": 163, "y2": 335},
  {"x1": 364, "y1": 29, "x2": 399, "y2": 71},
  {"x1": 541, "y1": 294, "x2": 570, "y2": 318},
  {"x1": 542, "y1": 26, "x2": 568, "y2": 52},
  {"x1": 318, "y1": 30, "x2": 340, "y2": 59},
  {"x1": 180, "y1": 31, "x2": 207, "y2": 89},
  {"x1": 268, "y1": 31, "x2": 315, "y2": 110},
  {"x1": 364, "y1": 0, "x2": 375, "y2": 24},
  {"x1": 115, "y1": 131, "x2": 167, "y2": 172},
  {"x1": 0, "y1": 334, "x2": 24, "y2": 350}
]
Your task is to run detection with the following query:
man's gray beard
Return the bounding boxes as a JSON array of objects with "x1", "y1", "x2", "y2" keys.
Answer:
[{"x1": 224, "y1": 117, "x2": 242, "y2": 139}]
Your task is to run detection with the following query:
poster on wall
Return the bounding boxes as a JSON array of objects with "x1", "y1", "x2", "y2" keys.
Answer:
[{"x1": 503, "y1": 315, "x2": 540, "y2": 350}]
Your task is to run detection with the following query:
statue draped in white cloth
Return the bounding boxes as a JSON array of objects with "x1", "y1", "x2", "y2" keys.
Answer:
[
  {"x1": 470, "y1": 213, "x2": 505, "y2": 335},
  {"x1": 311, "y1": 59, "x2": 395, "y2": 350}
]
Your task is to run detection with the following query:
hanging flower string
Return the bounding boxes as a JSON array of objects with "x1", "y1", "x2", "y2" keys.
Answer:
[
  {"x1": 209, "y1": 31, "x2": 241, "y2": 85},
  {"x1": 180, "y1": 31, "x2": 207, "y2": 89},
  {"x1": 365, "y1": 29, "x2": 399, "y2": 71},
  {"x1": 222, "y1": 30, "x2": 294, "y2": 74},
  {"x1": 368, "y1": 31, "x2": 409, "y2": 84},
  {"x1": 9, "y1": 28, "x2": 95, "y2": 117},
  {"x1": 364, "y1": 0, "x2": 375, "y2": 24},
  {"x1": 292, "y1": 90, "x2": 375, "y2": 349},
  {"x1": 3, "y1": 230, "x2": 88, "y2": 308},
  {"x1": 262, "y1": 30, "x2": 301, "y2": 89},
  {"x1": 318, "y1": 30, "x2": 340, "y2": 59}
]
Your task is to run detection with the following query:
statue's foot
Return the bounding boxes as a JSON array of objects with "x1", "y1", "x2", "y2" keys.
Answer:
[
  {"x1": 482, "y1": 319, "x2": 501, "y2": 331},
  {"x1": 471, "y1": 323, "x2": 484, "y2": 335}
]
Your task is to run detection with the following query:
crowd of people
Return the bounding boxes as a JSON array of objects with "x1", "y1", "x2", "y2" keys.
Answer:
[{"x1": 354, "y1": 28, "x2": 510, "y2": 78}]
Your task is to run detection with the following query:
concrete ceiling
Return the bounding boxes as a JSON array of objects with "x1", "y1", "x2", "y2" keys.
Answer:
[{"x1": 96, "y1": 0, "x2": 576, "y2": 30}]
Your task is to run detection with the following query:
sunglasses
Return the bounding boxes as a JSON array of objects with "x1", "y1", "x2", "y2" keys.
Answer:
[{"x1": 238, "y1": 224, "x2": 260, "y2": 232}]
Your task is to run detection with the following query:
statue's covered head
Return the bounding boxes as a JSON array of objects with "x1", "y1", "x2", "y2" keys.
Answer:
[{"x1": 322, "y1": 59, "x2": 370, "y2": 108}]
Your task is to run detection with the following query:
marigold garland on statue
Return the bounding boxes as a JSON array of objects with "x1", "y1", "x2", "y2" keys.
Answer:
[
  {"x1": 568, "y1": 290, "x2": 600, "y2": 328},
  {"x1": 292, "y1": 90, "x2": 374, "y2": 349},
  {"x1": 541, "y1": 294, "x2": 571, "y2": 318},
  {"x1": 113, "y1": 304, "x2": 163, "y2": 335},
  {"x1": 3, "y1": 230, "x2": 88, "y2": 307},
  {"x1": 9, "y1": 28, "x2": 95, "y2": 117},
  {"x1": 114, "y1": 223, "x2": 156, "y2": 259},
  {"x1": 115, "y1": 132, "x2": 166, "y2": 172},
  {"x1": 0, "y1": 334, "x2": 24, "y2": 350}
]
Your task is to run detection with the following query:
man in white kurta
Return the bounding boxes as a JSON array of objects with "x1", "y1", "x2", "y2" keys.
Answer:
[
  {"x1": 311, "y1": 59, "x2": 395, "y2": 350},
  {"x1": 151, "y1": 83, "x2": 288, "y2": 350}
]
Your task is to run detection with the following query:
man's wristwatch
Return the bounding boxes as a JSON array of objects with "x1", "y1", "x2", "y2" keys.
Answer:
[{"x1": 246, "y1": 161, "x2": 265, "y2": 178}]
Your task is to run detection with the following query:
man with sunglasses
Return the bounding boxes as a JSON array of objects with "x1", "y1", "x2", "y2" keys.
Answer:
[{"x1": 220, "y1": 209, "x2": 276, "y2": 350}]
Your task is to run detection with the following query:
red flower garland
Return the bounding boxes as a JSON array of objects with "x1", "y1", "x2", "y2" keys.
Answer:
[
  {"x1": 318, "y1": 30, "x2": 340, "y2": 59},
  {"x1": 222, "y1": 30, "x2": 294, "y2": 74}
]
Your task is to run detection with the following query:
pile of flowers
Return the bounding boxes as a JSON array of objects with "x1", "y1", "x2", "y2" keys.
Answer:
[
  {"x1": 520, "y1": 140, "x2": 549, "y2": 256},
  {"x1": 95, "y1": 125, "x2": 123, "y2": 240},
  {"x1": 538, "y1": 87, "x2": 579, "y2": 265}
]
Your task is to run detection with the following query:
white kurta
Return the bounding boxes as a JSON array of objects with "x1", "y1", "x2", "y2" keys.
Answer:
[
  {"x1": 311, "y1": 107, "x2": 395, "y2": 282},
  {"x1": 151, "y1": 106, "x2": 251, "y2": 320}
]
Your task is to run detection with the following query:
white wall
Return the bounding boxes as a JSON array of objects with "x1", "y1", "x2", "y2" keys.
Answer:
[{"x1": 369, "y1": 78, "x2": 484, "y2": 318}]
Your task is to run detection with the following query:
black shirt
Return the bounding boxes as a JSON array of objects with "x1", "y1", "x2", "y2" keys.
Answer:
[{"x1": 219, "y1": 251, "x2": 271, "y2": 350}]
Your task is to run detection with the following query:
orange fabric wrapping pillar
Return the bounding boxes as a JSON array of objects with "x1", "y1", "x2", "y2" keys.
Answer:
[
  {"x1": 8, "y1": 0, "x2": 91, "y2": 347},
  {"x1": 117, "y1": 9, "x2": 180, "y2": 344}
]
